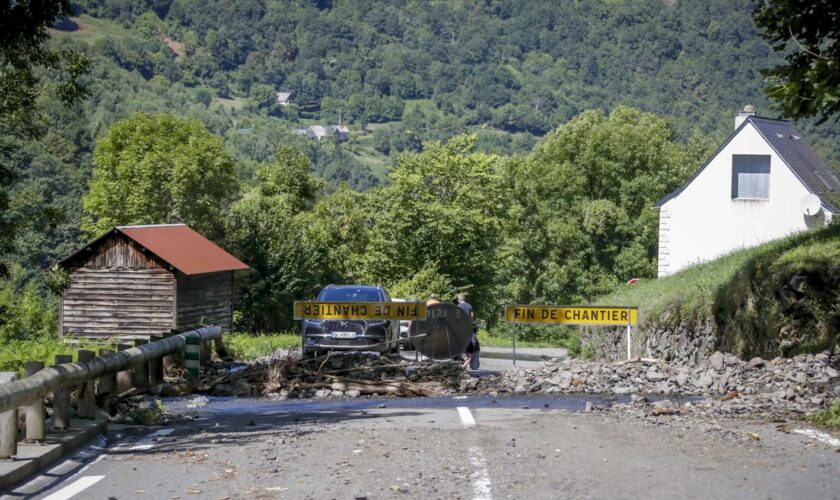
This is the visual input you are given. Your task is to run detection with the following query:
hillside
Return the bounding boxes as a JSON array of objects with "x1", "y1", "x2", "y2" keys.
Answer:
[
  {"x1": 588, "y1": 223, "x2": 840, "y2": 362},
  {"x1": 54, "y1": 0, "x2": 840, "y2": 165},
  {"x1": 7, "y1": 0, "x2": 840, "y2": 333}
]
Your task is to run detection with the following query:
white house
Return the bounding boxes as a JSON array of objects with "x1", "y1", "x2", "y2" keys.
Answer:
[
  {"x1": 654, "y1": 106, "x2": 840, "y2": 277},
  {"x1": 276, "y1": 91, "x2": 293, "y2": 106}
]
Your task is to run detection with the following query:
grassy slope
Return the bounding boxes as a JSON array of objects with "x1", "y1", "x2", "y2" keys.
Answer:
[
  {"x1": 596, "y1": 223, "x2": 840, "y2": 357},
  {"x1": 50, "y1": 15, "x2": 137, "y2": 44}
]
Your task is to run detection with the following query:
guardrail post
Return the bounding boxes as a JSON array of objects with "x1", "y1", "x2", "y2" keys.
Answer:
[
  {"x1": 185, "y1": 334, "x2": 200, "y2": 379},
  {"x1": 0, "y1": 372, "x2": 19, "y2": 458},
  {"x1": 163, "y1": 330, "x2": 182, "y2": 375},
  {"x1": 116, "y1": 343, "x2": 133, "y2": 394},
  {"x1": 214, "y1": 333, "x2": 229, "y2": 359},
  {"x1": 52, "y1": 355, "x2": 73, "y2": 431},
  {"x1": 199, "y1": 337, "x2": 211, "y2": 366},
  {"x1": 76, "y1": 350, "x2": 96, "y2": 419},
  {"x1": 24, "y1": 361, "x2": 45, "y2": 442},
  {"x1": 96, "y1": 348, "x2": 116, "y2": 396},
  {"x1": 149, "y1": 335, "x2": 164, "y2": 385},
  {"x1": 133, "y1": 339, "x2": 149, "y2": 391}
]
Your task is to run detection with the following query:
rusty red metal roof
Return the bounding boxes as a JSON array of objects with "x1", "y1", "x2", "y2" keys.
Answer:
[{"x1": 116, "y1": 224, "x2": 249, "y2": 275}]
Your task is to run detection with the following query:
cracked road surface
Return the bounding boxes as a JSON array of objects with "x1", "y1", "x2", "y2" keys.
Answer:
[{"x1": 4, "y1": 395, "x2": 840, "y2": 499}]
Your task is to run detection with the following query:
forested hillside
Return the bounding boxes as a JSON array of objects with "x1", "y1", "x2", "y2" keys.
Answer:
[{"x1": 3, "y1": 0, "x2": 840, "y2": 339}]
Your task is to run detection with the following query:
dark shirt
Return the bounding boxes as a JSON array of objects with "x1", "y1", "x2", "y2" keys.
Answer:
[
  {"x1": 458, "y1": 301, "x2": 477, "y2": 345},
  {"x1": 457, "y1": 301, "x2": 473, "y2": 319}
]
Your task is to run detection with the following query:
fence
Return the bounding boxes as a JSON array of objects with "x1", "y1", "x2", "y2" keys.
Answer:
[{"x1": 0, "y1": 326, "x2": 221, "y2": 459}]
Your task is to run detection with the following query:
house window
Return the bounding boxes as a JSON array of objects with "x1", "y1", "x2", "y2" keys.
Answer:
[{"x1": 732, "y1": 155, "x2": 770, "y2": 199}]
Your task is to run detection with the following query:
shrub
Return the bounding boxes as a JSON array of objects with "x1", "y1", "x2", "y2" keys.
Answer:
[
  {"x1": 808, "y1": 401, "x2": 840, "y2": 429},
  {"x1": 0, "y1": 276, "x2": 57, "y2": 343}
]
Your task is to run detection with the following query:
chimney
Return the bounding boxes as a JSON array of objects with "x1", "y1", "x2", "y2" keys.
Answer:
[{"x1": 735, "y1": 104, "x2": 755, "y2": 130}]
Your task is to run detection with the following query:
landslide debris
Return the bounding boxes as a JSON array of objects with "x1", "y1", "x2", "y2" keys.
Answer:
[
  {"x1": 198, "y1": 349, "x2": 839, "y2": 419},
  {"x1": 208, "y1": 351, "x2": 467, "y2": 399},
  {"x1": 103, "y1": 349, "x2": 838, "y2": 425},
  {"x1": 479, "y1": 351, "x2": 840, "y2": 419}
]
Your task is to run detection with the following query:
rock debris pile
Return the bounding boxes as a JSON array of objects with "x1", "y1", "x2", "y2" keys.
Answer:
[
  {"x1": 479, "y1": 351, "x2": 839, "y2": 417},
  {"x1": 141, "y1": 348, "x2": 837, "y2": 422}
]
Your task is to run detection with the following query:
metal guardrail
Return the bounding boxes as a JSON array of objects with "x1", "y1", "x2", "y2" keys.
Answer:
[{"x1": 0, "y1": 326, "x2": 221, "y2": 458}]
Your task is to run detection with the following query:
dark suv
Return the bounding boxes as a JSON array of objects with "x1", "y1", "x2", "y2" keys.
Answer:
[{"x1": 301, "y1": 284, "x2": 400, "y2": 358}]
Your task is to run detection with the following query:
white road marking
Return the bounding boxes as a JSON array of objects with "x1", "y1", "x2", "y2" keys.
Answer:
[
  {"x1": 469, "y1": 447, "x2": 492, "y2": 500},
  {"x1": 42, "y1": 475, "x2": 105, "y2": 500},
  {"x1": 793, "y1": 428, "x2": 840, "y2": 447},
  {"x1": 129, "y1": 428, "x2": 175, "y2": 450},
  {"x1": 457, "y1": 406, "x2": 476, "y2": 427}
]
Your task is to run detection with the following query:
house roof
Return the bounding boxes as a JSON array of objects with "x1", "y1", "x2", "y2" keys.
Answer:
[
  {"x1": 654, "y1": 116, "x2": 840, "y2": 212},
  {"x1": 61, "y1": 224, "x2": 249, "y2": 275},
  {"x1": 309, "y1": 125, "x2": 327, "y2": 138},
  {"x1": 276, "y1": 92, "x2": 292, "y2": 101}
]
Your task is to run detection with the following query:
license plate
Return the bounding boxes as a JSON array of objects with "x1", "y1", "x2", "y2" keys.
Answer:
[{"x1": 333, "y1": 331, "x2": 356, "y2": 339}]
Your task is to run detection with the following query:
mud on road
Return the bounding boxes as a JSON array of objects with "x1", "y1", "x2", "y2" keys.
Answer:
[{"x1": 9, "y1": 393, "x2": 840, "y2": 500}]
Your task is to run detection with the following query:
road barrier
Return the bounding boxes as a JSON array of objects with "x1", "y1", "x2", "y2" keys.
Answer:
[{"x1": 0, "y1": 326, "x2": 221, "y2": 459}]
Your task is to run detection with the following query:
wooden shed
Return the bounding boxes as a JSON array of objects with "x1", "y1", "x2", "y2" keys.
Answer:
[{"x1": 58, "y1": 224, "x2": 249, "y2": 340}]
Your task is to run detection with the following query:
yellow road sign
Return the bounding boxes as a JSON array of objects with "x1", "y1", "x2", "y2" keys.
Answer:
[
  {"x1": 294, "y1": 301, "x2": 427, "y2": 321},
  {"x1": 505, "y1": 305, "x2": 637, "y2": 325}
]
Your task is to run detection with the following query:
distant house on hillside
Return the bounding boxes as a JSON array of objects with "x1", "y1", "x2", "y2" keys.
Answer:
[
  {"x1": 276, "y1": 91, "x2": 293, "y2": 106},
  {"x1": 291, "y1": 124, "x2": 350, "y2": 142},
  {"x1": 330, "y1": 125, "x2": 350, "y2": 141},
  {"x1": 654, "y1": 106, "x2": 839, "y2": 277}
]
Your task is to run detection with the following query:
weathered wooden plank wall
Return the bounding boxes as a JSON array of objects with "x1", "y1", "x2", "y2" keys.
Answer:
[
  {"x1": 77, "y1": 234, "x2": 164, "y2": 269},
  {"x1": 176, "y1": 271, "x2": 233, "y2": 332},
  {"x1": 61, "y1": 235, "x2": 176, "y2": 339},
  {"x1": 61, "y1": 268, "x2": 176, "y2": 338}
]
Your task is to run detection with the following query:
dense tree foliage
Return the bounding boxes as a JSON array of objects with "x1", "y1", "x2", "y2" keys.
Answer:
[
  {"x1": 359, "y1": 135, "x2": 505, "y2": 308},
  {"x1": 225, "y1": 148, "x2": 327, "y2": 331},
  {"x1": 0, "y1": 0, "x2": 90, "y2": 275},
  {"x1": 754, "y1": 0, "x2": 840, "y2": 123},
  {"x1": 222, "y1": 112, "x2": 711, "y2": 332},
  {"x1": 498, "y1": 107, "x2": 713, "y2": 316},
  {"x1": 82, "y1": 113, "x2": 238, "y2": 238},
  {"x1": 66, "y1": 0, "x2": 840, "y2": 147}
]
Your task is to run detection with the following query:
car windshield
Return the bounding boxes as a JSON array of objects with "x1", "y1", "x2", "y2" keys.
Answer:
[{"x1": 318, "y1": 287, "x2": 382, "y2": 302}]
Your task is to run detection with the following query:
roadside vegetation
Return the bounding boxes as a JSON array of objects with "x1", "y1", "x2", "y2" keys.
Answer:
[
  {"x1": 808, "y1": 402, "x2": 840, "y2": 430},
  {"x1": 226, "y1": 333, "x2": 300, "y2": 361},
  {"x1": 478, "y1": 329, "x2": 580, "y2": 351},
  {"x1": 595, "y1": 223, "x2": 840, "y2": 358},
  {"x1": 0, "y1": 337, "x2": 117, "y2": 375}
]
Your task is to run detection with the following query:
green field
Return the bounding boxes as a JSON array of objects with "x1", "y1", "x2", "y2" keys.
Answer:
[{"x1": 50, "y1": 15, "x2": 138, "y2": 45}]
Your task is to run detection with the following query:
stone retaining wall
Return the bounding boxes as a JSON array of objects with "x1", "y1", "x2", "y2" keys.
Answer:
[{"x1": 582, "y1": 320, "x2": 718, "y2": 364}]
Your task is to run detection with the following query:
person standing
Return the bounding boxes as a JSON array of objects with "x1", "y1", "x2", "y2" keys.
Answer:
[{"x1": 457, "y1": 293, "x2": 480, "y2": 369}]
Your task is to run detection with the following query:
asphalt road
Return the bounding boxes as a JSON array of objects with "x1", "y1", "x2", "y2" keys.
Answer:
[{"x1": 4, "y1": 394, "x2": 840, "y2": 500}]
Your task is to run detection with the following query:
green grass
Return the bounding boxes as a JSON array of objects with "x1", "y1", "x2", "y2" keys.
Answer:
[
  {"x1": 478, "y1": 329, "x2": 575, "y2": 349},
  {"x1": 216, "y1": 97, "x2": 248, "y2": 112},
  {"x1": 593, "y1": 223, "x2": 840, "y2": 358},
  {"x1": 226, "y1": 332, "x2": 300, "y2": 360},
  {"x1": 808, "y1": 401, "x2": 840, "y2": 429},
  {"x1": 596, "y1": 224, "x2": 840, "y2": 326},
  {"x1": 50, "y1": 15, "x2": 138, "y2": 45},
  {"x1": 0, "y1": 337, "x2": 119, "y2": 375}
]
